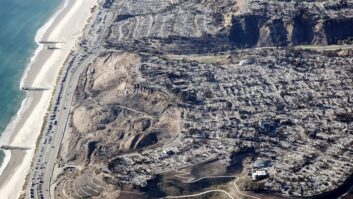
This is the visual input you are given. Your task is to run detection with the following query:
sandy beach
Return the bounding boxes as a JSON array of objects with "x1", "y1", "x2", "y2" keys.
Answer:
[{"x1": 0, "y1": 0, "x2": 97, "y2": 198}]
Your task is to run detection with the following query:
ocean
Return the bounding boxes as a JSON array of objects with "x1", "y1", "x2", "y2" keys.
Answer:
[{"x1": 0, "y1": 0, "x2": 61, "y2": 165}]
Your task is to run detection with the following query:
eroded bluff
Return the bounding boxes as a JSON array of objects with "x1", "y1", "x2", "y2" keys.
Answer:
[
  {"x1": 52, "y1": 0, "x2": 353, "y2": 198},
  {"x1": 55, "y1": 53, "x2": 183, "y2": 198},
  {"x1": 55, "y1": 49, "x2": 353, "y2": 198},
  {"x1": 105, "y1": 0, "x2": 353, "y2": 51},
  {"x1": 70, "y1": 53, "x2": 180, "y2": 161}
]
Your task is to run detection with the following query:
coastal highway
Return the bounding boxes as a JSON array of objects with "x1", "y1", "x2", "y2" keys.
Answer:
[
  {"x1": 27, "y1": 52, "x2": 97, "y2": 199},
  {"x1": 26, "y1": 6, "x2": 116, "y2": 199}
]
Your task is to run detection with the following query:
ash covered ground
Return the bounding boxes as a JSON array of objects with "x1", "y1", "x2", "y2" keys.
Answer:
[{"x1": 53, "y1": 0, "x2": 353, "y2": 198}]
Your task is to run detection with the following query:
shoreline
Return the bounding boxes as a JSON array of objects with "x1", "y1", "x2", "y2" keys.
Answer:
[
  {"x1": 0, "y1": 0, "x2": 98, "y2": 198},
  {"x1": 0, "y1": 0, "x2": 70, "y2": 147},
  {"x1": 19, "y1": 0, "x2": 70, "y2": 89},
  {"x1": 0, "y1": 150, "x2": 11, "y2": 176},
  {"x1": 0, "y1": 0, "x2": 71, "y2": 147},
  {"x1": 0, "y1": 0, "x2": 70, "y2": 170}
]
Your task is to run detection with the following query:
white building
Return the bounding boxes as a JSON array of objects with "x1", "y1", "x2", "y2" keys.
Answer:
[{"x1": 252, "y1": 170, "x2": 268, "y2": 181}]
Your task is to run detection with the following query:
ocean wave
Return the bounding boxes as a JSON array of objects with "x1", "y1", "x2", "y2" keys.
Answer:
[
  {"x1": 0, "y1": 0, "x2": 70, "y2": 170},
  {"x1": 20, "y1": 0, "x2": 69, "y2": 89}
]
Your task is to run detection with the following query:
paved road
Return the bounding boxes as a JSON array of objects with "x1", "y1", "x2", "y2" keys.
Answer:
[
  {"x1": 166, "y1": 189, "x2": 235, "y2": 199},
  {"x1": 26, "y1": 7, "x2": 116, "y2": 199},
  {"x1": 233, "y1": 177, "x2": 261, "y2": 199},
  {"x1": 165, "y1": 175, "x2": 261, "y2": 199},
  {"x1": 27, "y1": 52, "x2": 97, "y2": 199},
  {"x1": 294, "y1": 44, "x2": 353, "y2": 51}
]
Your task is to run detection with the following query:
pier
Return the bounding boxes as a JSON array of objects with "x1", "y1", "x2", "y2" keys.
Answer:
[
  {"x1": 0, "y1": 145, "x2": 31, "y2": 151},
  {"x1": 21, "y1": 87, "x2": 50, "y2": 91},
  {"x1": 39, "y1": 41, "x2": 62, "y2": 44}
]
